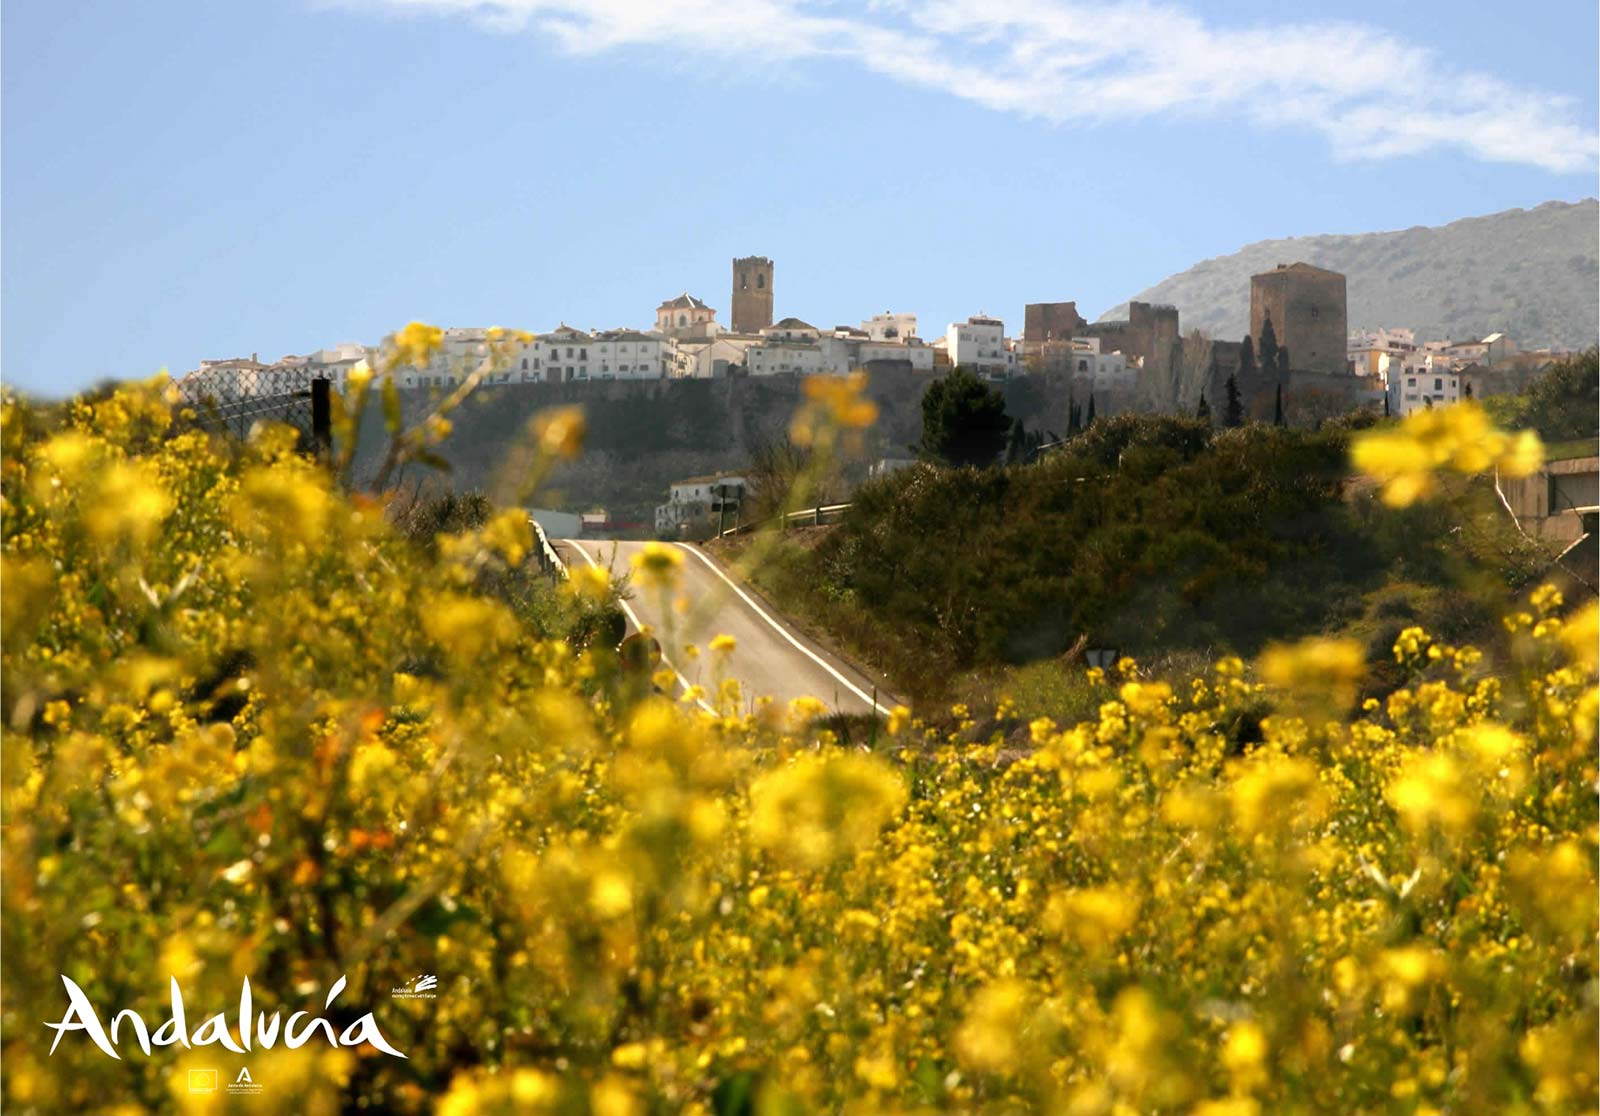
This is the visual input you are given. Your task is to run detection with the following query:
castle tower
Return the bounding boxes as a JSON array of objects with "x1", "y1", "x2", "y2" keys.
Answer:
[
  {"x1": 1250, "y1": 262, "x2": 1347, "y2": 374},
  {"x1": 731, "y1": 256, "x2": 774, "y2": 334}
]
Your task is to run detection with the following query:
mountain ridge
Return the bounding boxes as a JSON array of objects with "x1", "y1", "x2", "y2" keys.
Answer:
[{"x1": 1098, "y1": 199, "x2": 1599, "y2": 351}]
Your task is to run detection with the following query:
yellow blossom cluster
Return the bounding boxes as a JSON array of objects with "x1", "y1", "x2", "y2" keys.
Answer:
[
  {"x1": 1, "y1": 378, "x2": 1595, "y2": 1116},
  {"x1": 1351, "y1": 399, "x2": 1544, "y2": 506}
]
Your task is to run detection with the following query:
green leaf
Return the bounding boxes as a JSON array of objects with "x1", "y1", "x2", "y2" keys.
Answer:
[
  {"x1": 711, "y1": 1070, "x2": 758, "y2": 1116},
  {"x1": 911, "y1": 1057, "x2": 944, "y2": 1103}
]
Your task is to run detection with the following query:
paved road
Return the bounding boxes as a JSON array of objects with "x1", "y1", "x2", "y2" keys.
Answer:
[{"x1": 558, "y1": 539, "x2": 896, "y2": 717}]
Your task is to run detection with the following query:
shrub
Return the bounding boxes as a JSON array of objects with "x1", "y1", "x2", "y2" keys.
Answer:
[{"x1": 2, "y1": 374, "x2": 1594, "y2": 1116}]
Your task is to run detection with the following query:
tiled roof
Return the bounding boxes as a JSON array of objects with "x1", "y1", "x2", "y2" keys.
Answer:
[{"x1": 658, "y1": 293, "x2": 711, "y2": 311}]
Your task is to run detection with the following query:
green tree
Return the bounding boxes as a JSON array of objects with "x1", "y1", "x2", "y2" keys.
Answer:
[
  {"x1": 1197, "y1": 392, "x2": 1212, "y2": 422},
  {"x1": 918, "y1": 366, "x2": 1012, "y2": 467},
  {"x1": 1485, "y1": 349, "x2": 1598, "y2": 443},
  {"x1": 1224, "y1": 374, "x2": 1244, "y2": 428},
  {"x1": 1238, "y1": 335, "x2": 1256, "y2": 377},
  {"x1": 1274, "y1": 383, "x2": 1285, "y2": 427},
  {"x1": 1277, "y1": 345, "x2": 1290, "y2": 376},
  {"x1": 1005, "y1": 418, "x2": 1029, "y2": 465},
  {"x1": 1258, "y1": 312, "x2": 1279, "y2": 378},
  {"x1": 1085, "y1": 392, "x2": 1097, "y2": 428}
]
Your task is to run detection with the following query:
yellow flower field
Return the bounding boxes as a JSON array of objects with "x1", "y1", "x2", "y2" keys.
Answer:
[{"x1": 1, "y1": 372, "x2": 1595, "y2": 1115}]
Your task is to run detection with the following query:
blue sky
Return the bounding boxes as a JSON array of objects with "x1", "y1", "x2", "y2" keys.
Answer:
[{"x1": 3, "y1": 0, "x2": 1596, "y2": 395}]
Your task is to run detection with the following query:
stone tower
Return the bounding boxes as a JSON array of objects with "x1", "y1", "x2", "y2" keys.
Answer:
[
  {"x1": 1249, "y1": 262, "x2": 1347, "y2": 374},
  {"x1": 731, "y1": 256, "x2": 774, "y2": 334}
]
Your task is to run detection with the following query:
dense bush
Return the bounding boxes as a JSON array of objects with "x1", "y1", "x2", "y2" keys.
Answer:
[
  {"x1": 2, "y1": 376, "x2": 1595, "y2": 1116},
  {"x1": 769, "y1": 414, "x2": 1549, "y2": 700},
  {"x1": 1484, "y1": 349, "x2": 1599, "y2": 446}
]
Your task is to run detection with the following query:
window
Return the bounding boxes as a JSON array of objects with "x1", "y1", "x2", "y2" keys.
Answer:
[
  {"x1": 1434, "y1": 378, "x2": 1442, "y2": 390},
  {"x1": 521, "y1": 358, "x2": 528, "y2": 370},
  {"x1": 757, "y1": 274, "x2": 765, "y2": 289},
  {"x1": 678, "y1": 314, "x2": 687, "y2": 327}
]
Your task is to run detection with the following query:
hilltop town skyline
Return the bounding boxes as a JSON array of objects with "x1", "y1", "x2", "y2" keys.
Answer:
[{"x1": 4, "y1": 1, "x2": 1596, "y2": 395}]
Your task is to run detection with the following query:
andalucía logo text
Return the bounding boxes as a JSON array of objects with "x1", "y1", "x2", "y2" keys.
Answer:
[{"x1": 45, "y1": 975, "x2": 406, "y2": 1059}]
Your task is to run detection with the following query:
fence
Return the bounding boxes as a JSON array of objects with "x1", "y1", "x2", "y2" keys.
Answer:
[
  {"x1": 718, "y1": 502, "x2": 853, "y2": 538},
  {"x1": 530, "y1": 517, "x2": 569, "y2": 581},
  {"x1": 171, "y1": 367, "x2": 331, "y2": 450}
]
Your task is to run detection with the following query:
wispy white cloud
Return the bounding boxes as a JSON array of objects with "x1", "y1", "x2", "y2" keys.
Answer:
[{"x1": 350, "y1": 0, "x2": 1597, "y2": 172}]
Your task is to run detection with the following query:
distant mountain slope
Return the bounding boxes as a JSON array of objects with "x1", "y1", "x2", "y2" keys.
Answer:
[{"x1": 1099, "y1": 200, "x2": 1598, "y2": 350}]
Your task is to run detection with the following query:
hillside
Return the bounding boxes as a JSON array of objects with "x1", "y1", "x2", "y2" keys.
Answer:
[
  {"x1": 350, "y1": 368, "x2": 1113, "y2": 521},
  {"x1": 1100, "y1": 199, "x2": 1598, "y2": 350}
]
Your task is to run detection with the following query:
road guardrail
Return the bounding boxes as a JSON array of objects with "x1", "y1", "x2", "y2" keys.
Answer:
[{"x1": 718, "y1": 502, "x2": 853, "y2": 538}]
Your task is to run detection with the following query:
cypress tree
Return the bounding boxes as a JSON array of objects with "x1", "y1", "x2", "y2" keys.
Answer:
[
  {"x1": 1239, "y1": 335, "x2": 1256, "y2": 376},
  {"x1": 1197, "y1": 392, "x2": 1211, "y2": 421},
  {"x1": 1224, "y1": 374, "x2": 1244, "y2": 427},
  {"x1": 1277, "y1": 345, "x2": 1290, "y2": 377},
  {"x1": 1005, "y1": 418, "x2": 1028, "y2": 465},
  {"x1": 1258, "y1": 312, "x2": 1279, "y2": 376},
  {"x1": 1086, "y1": 393, "x2": 1097, "y2": 427},
  {"x1": 1273, "y1": 383, "x2": 1285, "y2": 426}
]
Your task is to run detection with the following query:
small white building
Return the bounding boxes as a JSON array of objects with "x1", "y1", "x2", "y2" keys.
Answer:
[
  {"x1": 1388, "y1": 360, "x2": 1463, "y2": 417},
  {"x1": 590, "y1": 329, "x2": 671, "y2": 380},
  {"x1": 862, "y1": 311, "x2": 918, "y2": 343},
  {"x1": 529, "y1": 325, "x2": 596, "y2": 384},
  {"x1": 1349, "y1": 327, "x2": 1417, "y2": 377},
  {"x1": 1063, "y1": 337, "x2": 1133, "y2": 394},
  {"x1": 1439, "y1": 333, "x2": 1515, "y2": 367},
  {"x1": 655, "y1": 474, "x2": 747, "y2": 536},
  {"x1": 182, "y1": 355, "x2": 269, "y2": 400},
  {"x1": 673, "y1": 336, "x2": 759, "y2": 379},
  {"x1": 747, "y1": 340, "x2": 831, "y2": 377},
  {"x1": 857, "y1": 338, "x2": 935, "y2": 372},
  {"x1": 307, "y1": 343, "x2": 375, "y2": 390},
  {"x1": 760, "y1": 318, "x2": 823, "y2": 343},
  {"x1": 946, "y1": 314, "x2": 1017, "y2": 377}
]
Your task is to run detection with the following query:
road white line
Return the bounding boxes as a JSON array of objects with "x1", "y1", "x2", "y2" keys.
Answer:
[
  {"x1": 563, "y1": 540, "x2": 716, "y2": 715},
  {"x1": 676, "y1": 543, "x2": 892, "y2": 717}
]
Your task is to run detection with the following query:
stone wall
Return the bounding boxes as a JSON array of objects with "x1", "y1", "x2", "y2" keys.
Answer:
[
  {"x1": 1081, "y1": 301, "x2": 1181, "y2": 382},
  {"x1": 731, "y1": 256, "x2": 774, "y2": 334},
  {"x1": 1250, "y1": 264, "x2": 1348, "y2": 374},
  {"x1": 1023, "y1": 302, "x2": 1087, "y2": 347}
]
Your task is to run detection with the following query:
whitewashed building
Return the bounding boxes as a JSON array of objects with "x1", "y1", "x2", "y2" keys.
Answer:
[
  {"x1": 862, "y1": 311, "x2": 918, "y2": 342},
  {"x1": 589, "y1": 330, "x2": 671, "y2": 380},
  {"x1": 857, "y1": 338, "x2": 935, "y2": 372},
  {"x1": 1063, "y1": 337, "x2": 1133, "y2": 393},
  {"x1": 1388, "y1": 359, "x2": 1463, "y2": 416},
  {"x1": 946, "y1": 314, "x2": 1017, "y2": 376},
  {"x1": 673, "y1": 336, "x2": 758, "y2": 379},
  {"x1": 655, "y1": 474, "x2": 747, "y2": 536},
  {"x1": 1348, "y1": 327, "x2": 1417, "y2": 376},
  {"x1": 181, "y1": 355, "x2": 269, "y2": 400},
  {"x1": 302, "y1": 343, "x2": 374, "y2": 390},
  {"x1": 747, "y1": 340, "x2": 831, "y2": 377}
]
